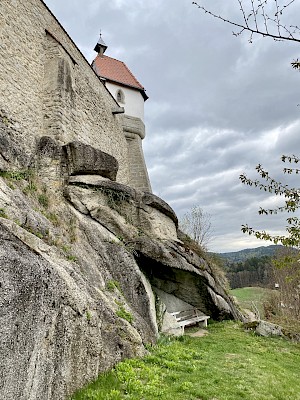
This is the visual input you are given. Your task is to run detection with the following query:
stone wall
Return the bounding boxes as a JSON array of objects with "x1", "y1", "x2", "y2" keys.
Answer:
[{"x1": 0, "y1": 0, "x2": 130, "y2": 185}]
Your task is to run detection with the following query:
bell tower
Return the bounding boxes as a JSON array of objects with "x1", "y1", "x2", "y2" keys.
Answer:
[{"x1": 93, "y1": 33, "x2": 107, "y2": 57}]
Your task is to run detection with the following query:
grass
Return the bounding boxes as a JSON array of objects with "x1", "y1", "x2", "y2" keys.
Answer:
[
  {"x1": 116, "y1": 305, "x2": 133, "y2": 324},
  {"x1": 230, "y1": 288, "x2": 300, "y2": 335},
  {"x1": 38, "y1": 193, "x2": 49, "y2": 208},
  {"x1": 66, "y1": 254, "x2": 78, "y2": 262},
  {"x1": 230, "y1": 287, "x2": 275, "y2": 318},
  {"x1": 0, "y1": 170, "x2": 30, "y2": 181},
  {"x1": 107, "y1": 280, "x2": 122, "y2": 292},
  {"x1": 69, "y1": 321, "x2": 300, "y2": 400}
]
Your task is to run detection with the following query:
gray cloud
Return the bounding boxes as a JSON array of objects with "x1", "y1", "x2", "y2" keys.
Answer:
[{"x1": 44, "y1": 0, "x2": 300, "y2": 252}]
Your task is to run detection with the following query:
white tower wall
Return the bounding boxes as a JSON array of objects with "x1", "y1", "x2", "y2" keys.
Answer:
[{"x1": 106, "y1": 82, "x2": 145, "y2": 121}]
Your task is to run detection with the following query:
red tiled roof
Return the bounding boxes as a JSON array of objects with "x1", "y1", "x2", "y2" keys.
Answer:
[{"x1": 93, "y1": 55, "x2": 148, "y2": 100}]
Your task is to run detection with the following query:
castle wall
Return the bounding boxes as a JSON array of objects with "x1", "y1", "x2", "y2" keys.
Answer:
[{"x1": 0, "y1": 0, "x2": 130, "y2": 185}]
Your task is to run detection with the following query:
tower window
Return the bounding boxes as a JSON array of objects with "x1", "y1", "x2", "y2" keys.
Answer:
[{"x1": 116, "y1": 89, "x2": 125, "y2": 104}]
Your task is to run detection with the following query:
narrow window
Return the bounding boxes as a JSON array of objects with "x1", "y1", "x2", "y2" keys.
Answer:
[{"x1": 116, "y1": 89, "x2": 125, "y2": 104}]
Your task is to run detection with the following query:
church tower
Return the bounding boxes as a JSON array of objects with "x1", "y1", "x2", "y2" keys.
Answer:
[{"x1": 92, "y1": 34, "x2": 152, "y2": 193}]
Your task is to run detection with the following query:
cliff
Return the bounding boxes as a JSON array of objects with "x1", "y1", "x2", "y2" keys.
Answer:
[
  {"x1": 0, "y1": 1, "x2": 241, "y2": 398},
  {"x1": 0, "y1": 132, "x2": 241, "y2": 399}
]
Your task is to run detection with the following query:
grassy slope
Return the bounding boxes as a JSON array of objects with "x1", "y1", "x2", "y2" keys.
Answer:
[
  {"x1": 230, "y1": 287, "x2": 274, "y2": 318},
  {"x1": 70, "y1": 321, "x2": 300, "y2": 400}
]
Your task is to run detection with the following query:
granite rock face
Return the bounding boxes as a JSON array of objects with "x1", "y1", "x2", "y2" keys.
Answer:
[
  {"x1": 0, "y1": 111, "x2": 32, "y2": 171},
  {"x1": 0, "y1": 212, "x2": 156, "y2": 400},
  {"x1": 0, "y1": 138, "x2": 241, "y2": 400}
]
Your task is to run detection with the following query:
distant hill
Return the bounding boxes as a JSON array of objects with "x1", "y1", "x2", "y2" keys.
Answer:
[
  {"x1": 216, "y1": 245, "x2": 283, "y2": 263},
  {"x1": 210, "y1": 246, "x2": 282, "y2": 289}
]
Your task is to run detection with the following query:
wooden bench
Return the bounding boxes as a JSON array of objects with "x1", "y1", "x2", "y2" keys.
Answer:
[{"x1": 170, "y1": 309, "x2": 210, "y2": 332}]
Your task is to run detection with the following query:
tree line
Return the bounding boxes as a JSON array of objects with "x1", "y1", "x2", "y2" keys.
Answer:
[{"x1": 223, "y1": 255, "x2": 274, "y2": 289}]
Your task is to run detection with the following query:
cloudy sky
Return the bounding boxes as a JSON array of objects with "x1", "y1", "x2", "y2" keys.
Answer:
[{"x1": 44, "y1": 0, "x2": 300, "y2": 253}]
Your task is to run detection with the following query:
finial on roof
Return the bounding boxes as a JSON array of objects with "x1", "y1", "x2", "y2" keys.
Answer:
[{"x1": 94, "y1": 31, "x2": 108, "y2": 56}]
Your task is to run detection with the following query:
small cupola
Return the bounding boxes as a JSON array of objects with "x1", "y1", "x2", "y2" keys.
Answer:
[{"x1": 94, "y1": 33, "x2": 107, "y2": 57}]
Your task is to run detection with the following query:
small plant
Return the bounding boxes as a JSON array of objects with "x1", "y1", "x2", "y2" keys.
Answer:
[
  {"x1": 113, "y1": 236, "x2": 138, "y2": 257},
  {"x1": 66, "y1": 254, "x2": 77, "y2": 262},
  {"x1": 0, "y1": 169, "x2": 37, "y2": 193},
  {"x1": 86, "y1": 311, "x2": 92, "y2": 321},
  {"x1": 116, "y1": 305, "x2": 133, "y2": 324},
  {"x1": 2, "y1": 116, "x2": 9, "y2": 126},
  {"x1": 61, "y1": 244, "x2": 71, "y2": 253},
  {"x1": 68, "y1": 216, "x2": 77, "y2": 243},
  {"x1": 23, "y1": 181, "x2": 37, "y2": 195},
  {"x1": 0, "y1": 170, "x2": 28, "y2": 181},
  {"x1": 101, "y1": 187, "x2": 130, "y2": 209},
  {"x1": 24, "y1": 226, "x2": 44, "y2": 239},
  {"x1": 60, "y1": 244, "x2": 77, "y2": 262},
  {"x1": 123, "y1": 241, "x2": 138, "y2": 257},
  {"x1": 124, "y1": 212, "x2": 134, "y2": 226},
  {"x1": 43, "y1": 211, "x2": 59, "y2": 226},
  {"x1": 38, "y1": 193, "x2": 49, "y2": 208},
  {"x1": 178, "y1": 230, "x2": 206, "y2": 259},
  {"x1": 137, "y1": 227, "x2": 145, "y2": 237},
  {"x1": 35, "y1": 231, "x2": 44, "y2": 239},
  {"x1": 23, "y1": 185, "x2": 36, "y2": 195},
  {"x1": 7, "y1": 182, "x2": 15, "y2": 190},
  {"x1": 107, "y1": 280, "x2": 122, "y2": 292},
  {"x1": 0, "y1": 208, "x2": 7, "y2": 218}
]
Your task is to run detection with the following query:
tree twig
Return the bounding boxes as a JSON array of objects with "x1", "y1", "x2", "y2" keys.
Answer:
[{"x1": 192, "y1": 1, "x2": 300, "y2": 43}]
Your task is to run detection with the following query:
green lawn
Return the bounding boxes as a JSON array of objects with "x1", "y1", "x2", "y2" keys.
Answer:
[
  {"x1": 230, "y1": 287, "x2": 275, "y2": 318},
  {"x1": 69, "y1": 321, "x2": 300, "y2": 400}
]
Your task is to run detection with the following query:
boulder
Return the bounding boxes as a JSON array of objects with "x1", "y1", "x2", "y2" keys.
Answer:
[
  {"x1": 62, "y1": 141, "x2": 119, "y2": 180},
  {"x1": 255, "y1": 320, "x2": 283, "y2": 337}
]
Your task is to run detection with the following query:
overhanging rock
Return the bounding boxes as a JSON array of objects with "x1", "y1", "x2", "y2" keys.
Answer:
[
  {"x1": 65, "y1": 177, "x2": 241, "y2": 322},
  {"x1": 62, "y1": 141, "x2": 119, "y2": 180}
]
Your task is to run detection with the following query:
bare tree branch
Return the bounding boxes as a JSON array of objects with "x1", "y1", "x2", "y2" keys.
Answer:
[
  {"x1": 275, "y1": 0, "x2": 281, "y2": 36},
  {"x1": 250, "y1": 0, "x2": 259, "y2": 32},
  {"x1": 192, "y1": 0, "x2": 300, "y2": 43},
  {"x1": 278, "y1": 0, "x2": 296, "y2": 15}
]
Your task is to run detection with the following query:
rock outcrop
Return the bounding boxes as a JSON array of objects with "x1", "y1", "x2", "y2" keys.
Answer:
[
  {"x1": 0, "y1": 137, "x2": 241, "y2": 400},
  {"x1": 62, "y1": 141, "x2": 119, "y2": 180}
]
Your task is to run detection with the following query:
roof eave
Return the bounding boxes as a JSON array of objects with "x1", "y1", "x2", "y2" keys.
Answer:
[{"x1": 103, "y1": 77, "x2": 149, "y2": 101}]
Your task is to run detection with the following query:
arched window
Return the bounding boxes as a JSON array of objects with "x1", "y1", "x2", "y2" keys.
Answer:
[{"x1": 116, "y1": 89, "x2": 125, "y2": 104}]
